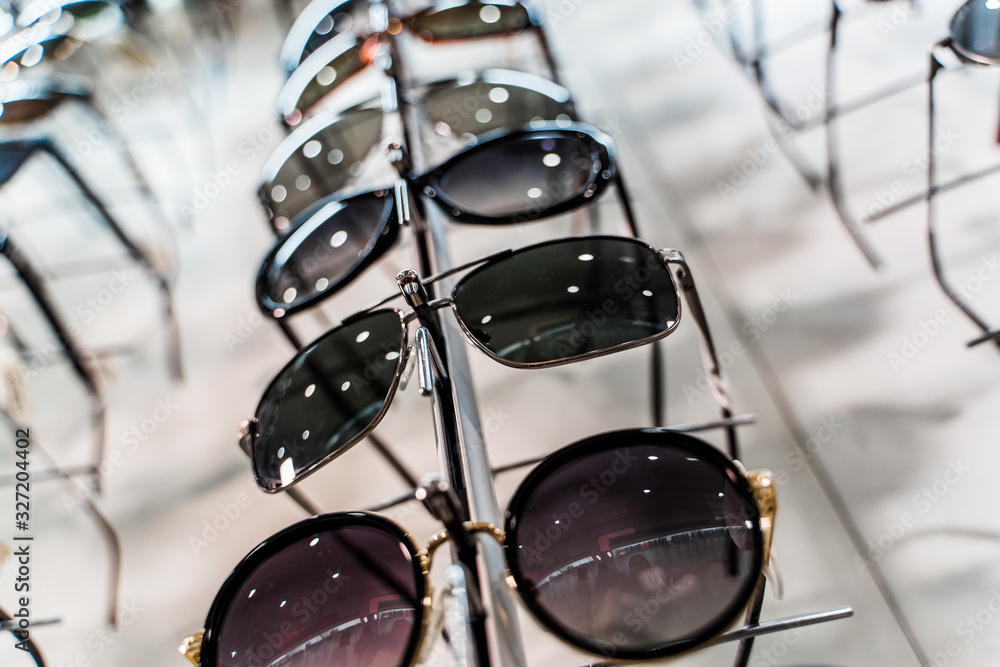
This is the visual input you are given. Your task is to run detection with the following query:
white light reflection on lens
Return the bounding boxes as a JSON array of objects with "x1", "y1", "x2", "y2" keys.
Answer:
[
  {"x1": 303, "y1": 140, "x2": 322, "y2": 158},
  {"x1": 648, "y1": 455, "x2": 658, "y2": 461},
  {"x1": 310, "y1": 537, "x2": 319, "y2": 547},
  {"x1": 475, "y1": 108, "x2": 493, "y2": 124},
  {"x1": 567, "y1": 286, "x2": 580, "y2": 294},
  {"x1": 578, "y1": 254, "x2": 594, "y2": 262},
  {"x1": 643, "y1": 489, "x2": 650, "y2": 494},
  {"x1": 283, "y1": 287, "x2": 298, "y2": 303},
  {"x1": 330, "y1": 230, "x2": 348, "y2": 248},
  {"x1": 315, "y1": 278, "x2": 329, "y2": 291},
  {"x1": 302, "y1": 430, "x2": 310, "y2": 440},
  {"x1": 249, "y1": 589, "x2": 256, "y2": 598},
  {"x1": 488, "y1": 87, "x2": 509, "y2": 103},
  {"x1": 328, "y1": 149, "x2": 344, "y2": 164},
  {"x1": 279, "y1": 458, "x2": 295, "y2": 486},
  {"x1": 543, "y1": 153, "x2": 561, "y2": 167},
  {"x1": 305, "y1": 384, "x2": 316, "y2": 397},
  {"x1": 479, "y1": 4, "x2": 501, "y2": 22},
  {"x1": 987, "y1": 0, "x2": 1000, "y2": 9},
  {"x1": 385, "y1": 351, "x2": 400, "y2": 361},
  {"x1": 295, "y1": 175, "x2": 311, "y2": 191},
  {"x1": 643, "y1": 290, "x2": 653, "y2": 297},
  {"x1": 277, "y1": 447, "x2": 285, "y2": 458},
  {"x1": 271, "y1": 185, "x2": 287, "y2": 202},
  {"x1": 341, "y1": 381, "x2": 351, "y2": 392},
  {"x1": 356, "y1": 331, "x2": 370, "y2": 343},
  {"x1": 317, "y1": 66, "x2": 337, "y2": 86},
  {"x1": 527, "y1": 187, "x2": 542, "y2": 199},
  {"x1": 481, "y1": 315, "x2": 492, "y2": 324}
]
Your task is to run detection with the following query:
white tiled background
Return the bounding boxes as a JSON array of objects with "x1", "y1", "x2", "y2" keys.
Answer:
[{"x1": 1, "y1": 0, "x2": 999, "y2": 665}]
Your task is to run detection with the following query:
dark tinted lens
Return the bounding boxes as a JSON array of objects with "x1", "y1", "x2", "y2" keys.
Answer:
[
  {"x1": 290, "y1": 39, "x2": 370, "y2": 119},
  {"x1": 0, "y1": 97, "x2": 64, "y2": 124},
  {"x1": 253, "y1": 310, "x2": 405, "y2": 490},
  {"x1": 950, "y1": 0, "x2": 1000, "y2": 64},
  {"x1": 433, "y1": 131, "x2": 599, "y2": 220},
  {"x1": 214, "y1": 520, "x2": 421, "y2": 666},
  {"x1": 453, "y1": 238, "x2": 678, "y2": 364},
  {"x1": 507, "y1": 433, "x2": 761, "y2": 658},
  {"x1": 422, "y1": 80, "x2": 573, "y2": 139},
  {"x1": 407, "y1": 2, "x2": 531, "y2": 41},
  {"x1": 258, "y1": 191, "x2": 393, "y2": 315},
  {"x1": 265, "y1": 109, "x2": 384, "y2": 230}
]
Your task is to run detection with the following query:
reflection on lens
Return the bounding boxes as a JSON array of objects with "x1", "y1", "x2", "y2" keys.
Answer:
[
  {"x1": 950, "y1": 0, "x2": 1000, "y2": 64},
  {"x1": 506, "y1": 431, "x2": 761, "y2": 658},
  {"x1": 407, "y1": 2, "x2": 531, "y2": 41},
  {"x1": 214, "y1": 518, "x2": 422, "y2": 666},
  {"x1": 454, "y1": 237, "x2": 678, "y2": 364},
  {"x1": 263, "y1": 108, "x2": 383, "y2": 226},
  {"x1": 252, "y1": 311, "x2": 404, "y2": 490},
  {"x1": 431, "y1": 131, "x2": 601, "y2": 220},
  {"x1": 257, "y1": 191, "x2": 394, "y2": 315}
]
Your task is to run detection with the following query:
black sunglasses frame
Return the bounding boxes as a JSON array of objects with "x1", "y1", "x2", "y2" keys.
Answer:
[{"x1": 189, "y1": 427, "x2": 773, "y2": 665}]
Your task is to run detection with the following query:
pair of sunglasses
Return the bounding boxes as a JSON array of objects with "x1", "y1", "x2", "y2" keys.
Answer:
[
  {"x1": 244, "y1": 235, "x2": 733, "y2": 492},
  {"x1": 257, "y1": 121, "x2": 633, "y2": 324},
  {"x1": 181, "y1": 427, "x2": 776, "y2": 665},
  {"x1": 277, "y1": 1, "x2": 556, "y2": 126},
  {"x1": 260, "y1": 68, "x2": 575, "y2": 234}
]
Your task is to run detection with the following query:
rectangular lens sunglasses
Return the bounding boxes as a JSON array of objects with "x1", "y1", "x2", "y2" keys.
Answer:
[{"x1": 241, "y1": 235, "x2": 736, "y2": 493}]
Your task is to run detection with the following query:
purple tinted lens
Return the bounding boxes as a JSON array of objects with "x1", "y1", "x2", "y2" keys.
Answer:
[
  {"x1": 215, "y1": 524, "x2": 419, "y2": 667},
  {"x1": 508, "y1": 439, "x2": 759, "y2": 657}
]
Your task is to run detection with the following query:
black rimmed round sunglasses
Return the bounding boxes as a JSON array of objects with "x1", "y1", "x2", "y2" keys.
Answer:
[
  {"x1": 243, "y1": 235, "x2": 734, "y2": 493},
  {"x1": 256, "y1": 121, "x2": 633, "y2": 322},
  {"x1": 181, "y1": 427, "x2": 777, "y2": 666},
  {"x1": 259, "y1": 69, "x2": 576, "y2": 235}
]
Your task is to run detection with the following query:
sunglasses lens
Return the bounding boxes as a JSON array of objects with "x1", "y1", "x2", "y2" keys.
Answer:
[
  {"x1": 422, "y1": 79, "x2": 573, "y2": 140},
  {"x1": 951, "y1": 0, "x2": 1000, "y2": 64},
  {"x1": 408, "y1": 2, "x2": 531, "y2": 41},
  {"x1": 214, "y1": 519, "x2": 422, "y2": 666},
  {"x1": 253, "y1": 310, "x2": 405, "y2": 490},
  {"x1": 265, "y1": 109, "x2": 384, "y2": 230},
  {"x1": 433, "y1": 131, "x2": 599, "y2": 220},
  {"x1": 293, "y1": 40, "x2": 368, "y2": 118},
  {"x1": 507, "y1": 433, "x2": 761, "y2": 657},
  {"x1": 258, "y1": 191, "x2": 394, "y2": 315},
  {"x1": 454, "y1": 237, "x2": 678, "y2": 364}
]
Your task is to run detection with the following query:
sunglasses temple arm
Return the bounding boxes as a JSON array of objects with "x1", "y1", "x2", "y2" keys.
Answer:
[
  {"x1": 612, "y1": 172, "x2": 640, "y2": 238},
  {"x1": 2, "y1": 239, "x2": 108, "y2": 493},
  {"x1": 924, "y1": 42, "x2": 1000, "y2": 348},
  {"x1": 730, "y1": 573, "x2": 767, "y2": 667},
  {"x1": 664, "y1": 253, "x2": 738, "y2": 459}
]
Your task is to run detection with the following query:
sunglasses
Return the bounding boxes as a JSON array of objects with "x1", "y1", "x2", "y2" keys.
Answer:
[
  {"x1": 242, "y1": 235, "x2": 737, "y2": 492},
  {"x1": 260, "y1": 69, "x2": 575, "y2": 235},
  {"x1": 257, "y1": 122, "x2": 632, "y2": 322},
  {"x1": 181, "y1": 427, "x2": 776, "y2": 665},
  {"x1": 280, "y1": 0, "x2": 549, "y2": 76},
  {"x1": 276, "y1": 1, "x2": 557, "y2": 127}
]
